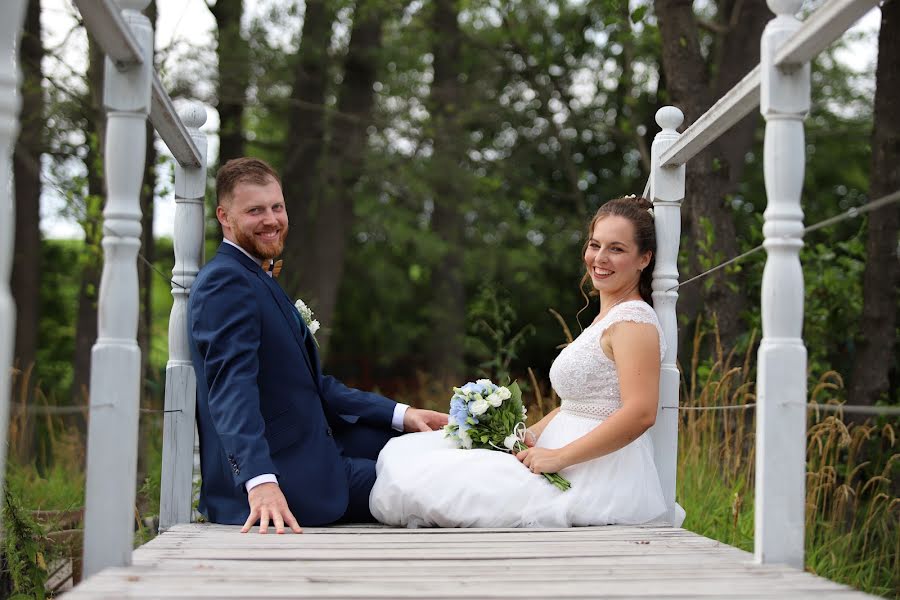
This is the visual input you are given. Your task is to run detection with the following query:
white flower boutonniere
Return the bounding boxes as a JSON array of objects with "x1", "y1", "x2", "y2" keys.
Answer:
[{"x1": 294, "y1": 298, "x2": 321, "y2": 344}]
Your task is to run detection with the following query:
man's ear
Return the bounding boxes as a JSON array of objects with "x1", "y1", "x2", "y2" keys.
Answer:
[{"x1": 216, "y1": 204, "x2": 228, "y2": 228}]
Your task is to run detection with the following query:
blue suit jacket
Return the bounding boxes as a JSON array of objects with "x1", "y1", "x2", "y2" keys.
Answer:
[{"x1": 188, "y1": 243, "x2": 396, "y2": 525}]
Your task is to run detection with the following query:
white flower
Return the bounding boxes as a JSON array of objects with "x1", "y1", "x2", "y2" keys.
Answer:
[
  {"x1": 503, "y1": 434, "x2": 519, "y2": 451},
  {"x1": 309, "y1": 320, "x2": 320, "y2": 335},
  {"x1": 459, "y1": 430, "x2": 473, "y2": 449},
  {"x1": 469, "y1": 398, "x2": 490, "y2": 416},
  {"x1": 486, "y1": 393, "x2": 502, "y2": 407},
  {"x1": 476, "y1": 379, "x2": 493, "y2": 387},
  {"x1": 497, "y1": 387, "x2": 511, "y2": 401}
]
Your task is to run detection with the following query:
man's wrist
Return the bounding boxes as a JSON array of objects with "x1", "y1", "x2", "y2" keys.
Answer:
[
  {"x1": 245, "y1": 473, "x2": 278, "y2": 493},
  {"x1": 392, "y1": 403, "x2": 409, "y2": 431}
]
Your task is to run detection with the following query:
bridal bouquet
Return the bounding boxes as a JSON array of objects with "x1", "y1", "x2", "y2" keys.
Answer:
[{"x1": 444, "y1": 379, "x2": 571, "y2": 491}]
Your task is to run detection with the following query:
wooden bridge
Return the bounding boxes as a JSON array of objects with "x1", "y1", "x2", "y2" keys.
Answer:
[
  {"x1": 63, "y1": 524, "x2": 875, "y2": 598},
  {"x1": 0, "y1": 0, "x2": 887, "y2": 597}
]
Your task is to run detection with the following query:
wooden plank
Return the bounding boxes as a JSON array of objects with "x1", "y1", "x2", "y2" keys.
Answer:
[
  {"x1": 66, "y1": 524, "x2": 873, "y2": 599},
  {"x1": 72, "y1": 0, "x2": 143, "y2": 69},
  {"x1": 150, "y1": 74, "x2": 203, "y2": 168},
  {"x1": 775, "y1": 0, "x2": 880, "y2": 67},
  {"x1": 658, "y1": 66, "x2": 760, "y2": 169}
]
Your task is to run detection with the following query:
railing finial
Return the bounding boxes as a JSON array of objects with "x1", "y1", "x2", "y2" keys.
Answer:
[
  {"x1": 655, "y1": 106, "x2": 684, "y2": 133},
  {"x1": 178, "y1": 102, "x2": 207, "y2": 131},
  {"x1": 766, "y1": 0, "x2": 802, "y2": 16}
]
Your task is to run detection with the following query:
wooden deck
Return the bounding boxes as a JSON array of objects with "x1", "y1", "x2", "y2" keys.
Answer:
[{"x1": 63, "y1": 523, "x2": 875, "y2": 599}]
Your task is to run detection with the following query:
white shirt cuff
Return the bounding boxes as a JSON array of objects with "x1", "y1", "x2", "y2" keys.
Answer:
[
  {"x1": 392, "y1": 403, "x2": 409, "y2": 432},
  {"x1": 245, "y1": 473, "x2": 278, "y2": 493}
]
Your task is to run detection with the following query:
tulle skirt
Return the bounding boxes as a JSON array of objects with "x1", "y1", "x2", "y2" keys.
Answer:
[{"x1": 370, "y1": 410, "x2": 684, "y2": 528}]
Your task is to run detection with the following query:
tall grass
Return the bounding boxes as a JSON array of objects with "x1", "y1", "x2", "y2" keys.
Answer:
[{"x1": 674, "y1": 320, "x2": 898, "y2": 598}]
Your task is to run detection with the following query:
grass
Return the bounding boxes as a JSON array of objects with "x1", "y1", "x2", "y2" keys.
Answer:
[{"x1": 671, "y1": 319, "x2": 899, "y2": 598}]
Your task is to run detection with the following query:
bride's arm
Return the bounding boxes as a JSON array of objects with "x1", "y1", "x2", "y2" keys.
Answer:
[
  {"x1": 518, "y1": 321, "x2": 660, "y2": 472},
  {"x1": 526, "y1": 407, "x2": 560, "y2": 445}
]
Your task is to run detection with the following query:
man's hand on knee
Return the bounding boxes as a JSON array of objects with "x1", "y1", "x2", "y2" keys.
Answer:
[{"x1": 242, "y1": 482, "x2": 303, "y2": 534}]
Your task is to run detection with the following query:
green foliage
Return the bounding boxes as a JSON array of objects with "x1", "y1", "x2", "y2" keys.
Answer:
[
  {"x1": 467, "y1": 286, "x2": 536, "y2": 384},
  {"x1": 2, "y1": 487, "x2": 49, "y2": 599}
]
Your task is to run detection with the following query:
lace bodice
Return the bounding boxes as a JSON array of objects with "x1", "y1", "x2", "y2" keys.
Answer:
[{"x1": 549, "y1": 301, "x2": 666, "y2": 420}]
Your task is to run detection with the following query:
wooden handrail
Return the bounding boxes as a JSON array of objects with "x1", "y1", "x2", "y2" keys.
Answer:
[
  {"x1": 73, "y1": 0, "x2": 202, "y2": 168},
  {"x1": 775, "y1": 0, "x2": 880, "y2": 67}
]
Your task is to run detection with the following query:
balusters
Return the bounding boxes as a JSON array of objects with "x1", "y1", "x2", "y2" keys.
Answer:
[
  {"x1": 755, "y1": 0, "x2": 810, "y2": 569},
  {"x1": 648, "y1": 106, "x2": 686, "y2": 525},
  {"x1": 159, "y1": 102, "x2": 207, "y2": 531},
  {"x1": 0, "y1": 0, "x2": 27, "y2": 527},
  {"x1": 82, "y1": 0, "x2": 153, "y2": 578}
]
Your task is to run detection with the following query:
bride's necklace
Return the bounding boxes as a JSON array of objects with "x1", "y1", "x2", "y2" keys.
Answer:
[{"x1": 597, "y1": 283, "x2": 639, "y2": 321}]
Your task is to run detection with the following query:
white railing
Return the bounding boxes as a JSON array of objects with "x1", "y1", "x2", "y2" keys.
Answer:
[
  {"x1": 62, "y1": 0, "x2": 206, "y2": 577},
  {"x1": 0, "y1": 0, "x2": 880, "y2": 583},
  {"x1": 0, "y1": 0, "x2": 28, "y2": 529},
  {"x1": 644, "y1": 0, "x2": 879, "y2": 569}
]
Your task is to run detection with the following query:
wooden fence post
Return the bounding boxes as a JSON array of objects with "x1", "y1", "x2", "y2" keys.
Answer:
[
  {"x1": 648, "y1": 106, "x2": 685, "y2": 525},
  {"x1": 82, "y1": 0, "x2": 153, "y2": 578},
  {"x1": 159, "y1": 102, "x2": 207, "y2": 531},
  {"x1": 755, "y1": 0, "x2": 810, "y2": 569},
  {"x1": 0, "y1": 0, "x2": 27, "y2": 523}
]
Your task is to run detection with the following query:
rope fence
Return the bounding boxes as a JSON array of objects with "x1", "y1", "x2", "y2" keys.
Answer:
[
  {"x1": 665, "y1": 402, "x2": 900, "y2": 416},
  {"x1": 668, "y1": 188, "x2": 900, "y2": 292},
  {"x1": 10, "y1": 402, "x2": 181, "y2": 416}
]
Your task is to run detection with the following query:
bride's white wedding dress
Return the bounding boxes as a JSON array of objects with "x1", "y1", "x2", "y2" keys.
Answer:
[{"x1": 369, "y1": 300, "x2": 685, "y2": 528}]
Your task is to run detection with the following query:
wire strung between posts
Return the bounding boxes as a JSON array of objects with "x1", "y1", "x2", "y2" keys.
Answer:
[
  {"x1": 664, "y1": 402, "x2": 900, "y2": 416},
  {"x1": 666, "y1": 189, "x2": 900, "y2": 292},
  {"x1": 11, "y1": 402, "x2": 182, "y2": 415},
  {"x1": 102, "y1": 223, "x2": 188, "y2": 290}
]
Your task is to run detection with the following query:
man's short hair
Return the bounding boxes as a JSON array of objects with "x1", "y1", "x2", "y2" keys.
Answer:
[{"x1": 215, "y1": 157, "x2": 281, "y2": 206}]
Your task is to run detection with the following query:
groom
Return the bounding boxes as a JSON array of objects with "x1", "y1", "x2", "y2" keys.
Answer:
[{"x1": 188, "y1": 157, "x2": 447, "y2": 533}]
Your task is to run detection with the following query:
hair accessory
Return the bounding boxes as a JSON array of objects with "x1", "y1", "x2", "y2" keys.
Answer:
[
  {"x1": 623, "y1": 193, "x2": 637, "y2": 199},
  {"x1": 647, "y1": 207, "x2": 655, "y2": 217}
]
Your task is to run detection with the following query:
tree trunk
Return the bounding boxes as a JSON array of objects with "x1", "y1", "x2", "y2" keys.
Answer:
[
  {"x1": 848, "y1": 2, "x2": 900, "y2": 408},
  {"x1": 11, "y1": 0, "x2": 43, "y2": 462},
  {"x1": 137, "y1": 1, "x2": 158, "y2": 493},
  {"x1": 425, "y1": 0, "x2": 467, "y2": 379},
  {"x1": 211, "y1": 0, "x2": 248, "y2": 164},
  {"x1": 653, "y1": 0, "x2": 769, "y2": 351},
  {"x1": 72, "y1": 38, "x2": 106, "y2": 408},
  {"x1": 280, "y1": 0, "x2": 334, "y2": 301},
  {"x1": 298, "y1": 1, "x2": 384, "y2": 355}
]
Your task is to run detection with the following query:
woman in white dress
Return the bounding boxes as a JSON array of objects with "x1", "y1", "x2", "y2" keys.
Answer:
[{"x1": 370, "y1": 196, "x2": 684, "y2": 527}]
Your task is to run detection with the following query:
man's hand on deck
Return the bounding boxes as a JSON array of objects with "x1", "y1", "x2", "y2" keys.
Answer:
[
  {"x1": 403, "y1": 408, "x2": 449, "y2": 432},
  {"x1": 242, "y1": 482, "x2": 302, "y2": 534}
]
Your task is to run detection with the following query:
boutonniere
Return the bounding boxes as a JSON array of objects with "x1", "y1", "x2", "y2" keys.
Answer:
[{"x1": 294, "y1": 298, "x2": 321, "y2": 345}]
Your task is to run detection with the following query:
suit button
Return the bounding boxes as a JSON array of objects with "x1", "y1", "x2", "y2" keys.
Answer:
[{"x1": 326, "y1": 428, "x2": 333, "y2": 437}]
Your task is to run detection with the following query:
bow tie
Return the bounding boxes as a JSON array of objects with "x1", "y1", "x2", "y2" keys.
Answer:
[{"x1": 260, "y1": 259, "x2": 283, "y2": 278}]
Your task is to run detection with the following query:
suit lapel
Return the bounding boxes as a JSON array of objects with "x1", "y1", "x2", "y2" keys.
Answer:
[
  {"x1": 217, "y1": 243, "x2": 321, "y2": 385},
  {"x1": 258, "y1": 273, "x2": 318, "y2": 383}
]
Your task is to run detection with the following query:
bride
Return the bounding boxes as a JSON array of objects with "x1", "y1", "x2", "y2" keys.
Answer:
[{"x1": 370, "y1": 196, "x2": 684, "y2": 528}]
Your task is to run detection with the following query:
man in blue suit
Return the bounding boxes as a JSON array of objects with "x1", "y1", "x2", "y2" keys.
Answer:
[{"x1": 189, "y1": 157, "x2": 447, "y2": 533}]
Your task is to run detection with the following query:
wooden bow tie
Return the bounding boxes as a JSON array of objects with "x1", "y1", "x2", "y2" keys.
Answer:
[{"x1": 261, "y1": 259, "x2": 283, "y2": 278}]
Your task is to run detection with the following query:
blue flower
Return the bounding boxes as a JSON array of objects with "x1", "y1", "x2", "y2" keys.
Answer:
[{"x1": 460, "y1": 382, "x2": 485, "y2": 396}]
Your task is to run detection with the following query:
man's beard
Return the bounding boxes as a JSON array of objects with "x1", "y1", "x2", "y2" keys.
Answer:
[{"x1": 231, "y1": 220, "x2": 288, "y2": 260}]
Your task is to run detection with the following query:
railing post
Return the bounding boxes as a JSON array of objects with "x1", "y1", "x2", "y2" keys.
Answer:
[
  {"x1": 648, "y1": 106, "x2": 685, "y2": 525},
  {"x1": 0, "y1": 0, "x2": 27, "y2": 523},
  {"x1": 756, "y1": 0, "x2": 810, "y2": 569},
  {"x1": 82, "y1": 0, "x2": 153, "y2": 578},
  {"x1": 159, "y1": 102, "x2": 207, "y2": 532}
]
